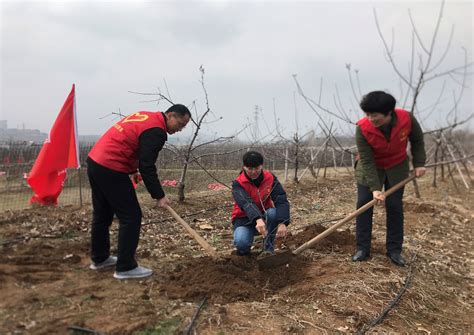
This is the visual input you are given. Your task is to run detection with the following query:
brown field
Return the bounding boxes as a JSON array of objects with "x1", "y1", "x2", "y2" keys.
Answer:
[{"x1": 0, "y1": 169, "x2": 472, "y2": 334}]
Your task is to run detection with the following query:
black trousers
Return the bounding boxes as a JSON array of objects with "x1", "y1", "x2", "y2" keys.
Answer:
[
  {"x1": 355, "y1": 178, "x2": 405, "y2": 254},
  {"x1": 87, "y1": 158, "x2": 142, "y2": 272}
]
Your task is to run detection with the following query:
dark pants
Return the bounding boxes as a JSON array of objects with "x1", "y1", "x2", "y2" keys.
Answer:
[
  {"x1": 355, "y1": 178, "x2": 405, "y2": 254},
  {"x1": 87, "y1": 158, "x2": 142, "y2": 272}
]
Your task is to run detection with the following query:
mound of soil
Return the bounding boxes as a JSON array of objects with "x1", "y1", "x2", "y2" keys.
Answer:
[
  {"x1": 404, "y1": 201, "x2": 440, "y2": 214},
  {"x1": 156, "y1": 254, "x2": 310, "y2": 304},
  {"x1": 280, "y1": 223, "x2": 355, "y2": 253},
  {"x1": 155, "y1": 224, "x2": 355, "y2": 304}
]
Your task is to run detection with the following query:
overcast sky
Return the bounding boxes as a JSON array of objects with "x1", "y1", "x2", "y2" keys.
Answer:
[{"x1": 1, "y1": 0, "x2": 472, "y2": 141}]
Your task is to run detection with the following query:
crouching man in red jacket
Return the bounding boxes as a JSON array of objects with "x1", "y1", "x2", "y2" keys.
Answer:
[{"x1": 231, "y1": 151, "x2": 290, "y2": 255}]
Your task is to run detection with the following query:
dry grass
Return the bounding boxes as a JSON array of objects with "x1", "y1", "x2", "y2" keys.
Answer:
[{"x1": 0, "y1": 168, "x2": 472, "y2": 334}]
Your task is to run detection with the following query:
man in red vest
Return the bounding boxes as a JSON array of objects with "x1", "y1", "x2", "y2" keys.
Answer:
[
  {"x1": 353, "y1": 91, "x2": 426, "y2": 266},
  {"x1": 87, "y1": 104, "x2": 191, "y2": 279},
  {"x1": 231, "y1": 151, "x2": 290, "y2": 256}
]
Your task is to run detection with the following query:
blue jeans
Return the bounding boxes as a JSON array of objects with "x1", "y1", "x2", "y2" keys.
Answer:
[{"x1": 233, "y1": 208, "x2": 279, "y2": 254}]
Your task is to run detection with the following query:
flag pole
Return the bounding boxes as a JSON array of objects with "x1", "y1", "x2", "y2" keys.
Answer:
[
  {"x1": 78, "y1": 166, "x2": 83, "y2": 208},
  {"x1": 73, "y1": 84, "x2": 82, "y2": 208}
]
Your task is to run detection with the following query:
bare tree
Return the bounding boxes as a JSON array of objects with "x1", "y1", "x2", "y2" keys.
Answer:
[
  {"x1": 131, "y1": 66, "x2": 247, "y2": 201},
  {"x1": 373, "y1": 0, "x2": 472, "y2": 197},
  {"x1": 271, "y1": 92, "x2": 314, "y2": 183}
]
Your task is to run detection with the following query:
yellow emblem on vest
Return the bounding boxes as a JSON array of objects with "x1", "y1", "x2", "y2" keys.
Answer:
[
  {"x1": 122, "y1": 112, "x2": 149, "y2": 123},
  {"x1": 399, "y1": 128, "x2": 409, "y2": 141}
]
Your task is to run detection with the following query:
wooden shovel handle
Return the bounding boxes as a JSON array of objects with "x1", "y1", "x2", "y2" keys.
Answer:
[
  {"x1": 293, "y1": 174, "x2": 417, "y2": 255},
  {"x1": 165, "y1": 205, "x2": 218, "y2": 259}
]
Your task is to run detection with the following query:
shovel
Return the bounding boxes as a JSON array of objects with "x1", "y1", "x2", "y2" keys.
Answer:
[
  {"x1": 257, "y1": 174, "x2": 417, "y2": 270},
  {"x1": 165, "y1": 205, "x2": 218, "y2": 260}
]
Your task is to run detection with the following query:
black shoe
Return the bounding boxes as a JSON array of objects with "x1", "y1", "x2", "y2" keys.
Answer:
[
  {"x1": 386, "y1": 252, "x2": 406, "y2": 267},
  {"x1": 231, "y1": 249, "x2": 250, "y2": 256},
  {"x1": 352, "y1": 250, "x2": 370, "y2": 262}
]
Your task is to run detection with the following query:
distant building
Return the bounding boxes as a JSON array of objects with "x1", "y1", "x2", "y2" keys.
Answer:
[
  {"x1": 0, "y1": 121, "x2": 47, "y2": 143},
  {"x1": 0, "y1": 120, "x2": 100, "y2": 144}
]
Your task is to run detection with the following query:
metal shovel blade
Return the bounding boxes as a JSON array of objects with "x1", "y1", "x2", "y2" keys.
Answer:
[{"x1": 257, "y1": 250, "x2": 294, "y2": 270}]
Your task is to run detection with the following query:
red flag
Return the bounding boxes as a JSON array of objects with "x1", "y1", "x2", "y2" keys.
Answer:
[{"x1": 27, "y1": 85, "x2": 79, "y2": 205}]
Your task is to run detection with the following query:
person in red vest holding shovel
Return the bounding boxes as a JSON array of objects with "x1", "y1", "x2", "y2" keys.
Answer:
[
  {"x1": 87, "y1": 104, "x2": 191, "y2": 279},
  {"x1": 231, "y1": 151, "x2": 290, "y2": 256},
  {"x1": 353, "y1": 91, "x2": 426, "y2": 266}
]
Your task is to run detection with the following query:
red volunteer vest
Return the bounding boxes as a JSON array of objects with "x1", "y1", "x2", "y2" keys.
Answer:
[
  {"x1": 231, "y1": 170, "x2": 275, "y2": 221},
  {"x1": 89, "y1": 112, "x2": 167, "y2": 173},
  {"x1": 357, "y1": 108, "x2": 412, "y2": 169}
]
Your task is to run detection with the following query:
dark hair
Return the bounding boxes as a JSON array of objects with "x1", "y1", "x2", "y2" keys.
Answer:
[
  {"x1": 359, "y1": 91, "x2": 396, "y2": 116},
  {"x1": 165, "y1": 104, "x2": 191, "y2": 117},
  {"x1": 243, "y1": 151, "x2": 264, "y2": 167}
]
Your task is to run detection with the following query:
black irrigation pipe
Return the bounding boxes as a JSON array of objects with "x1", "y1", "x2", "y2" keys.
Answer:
[
  {"x1": 0, "y1": 234, "x2": 63, "y2": 247},
  {"x1": 184, "y1": 297, "x2": 208, "y2": 335},
  {"x1": 0, "y1": 236, "x2": 27, "y2": 246},
  {"x1": 67, "y1": 325, "x2": 104, "y2": 334},
  {"x1": 356, "y1": 253, "x2": 417, "y2": 335}
]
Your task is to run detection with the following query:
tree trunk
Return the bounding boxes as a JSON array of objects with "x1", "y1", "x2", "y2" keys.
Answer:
[
  {"x1": 178, "y1": 162, "x2": 189, "y2": 202},
  {"x1": 432, "y1": 138, "x2": 439, "y2": 187},
  {"x1": 323, "y1": 140, "x2": 329, "y2": 178},
  {"x1": 293, "y1": 142, "x2": 299, "y2": 183}
]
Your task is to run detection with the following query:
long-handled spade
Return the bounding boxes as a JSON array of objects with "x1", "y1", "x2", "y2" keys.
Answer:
[
  {"x1": 165, "y1": 205, "x2": 219, "y2": 260},
  {"x1": 257, "y1": 174, "x2": 417, "y2": 270}
]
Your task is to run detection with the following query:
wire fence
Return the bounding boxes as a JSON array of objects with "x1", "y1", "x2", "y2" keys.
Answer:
[
  {"x1": 0, "y1": 140, "x2": 356, "y2": 212},
  {"x1": 1, "y1": 129, "x2": 472, "y2": 213}
]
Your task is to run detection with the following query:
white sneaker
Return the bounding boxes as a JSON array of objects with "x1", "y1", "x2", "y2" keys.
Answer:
[
  {"x1": 113, "y1": 266, "x2": 153, "y2": 280},
  {"x1": 89, "y1": 256, "x2": 117, "y2": 270}
]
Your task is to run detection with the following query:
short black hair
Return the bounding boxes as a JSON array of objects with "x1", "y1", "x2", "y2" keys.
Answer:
[
  {"x1": 165, "y1": 104, "x2": 191, "y2": 118},
  {"x1": 359, "y1": 91, "x2": 396, "y2": 116},
  {"x1": 243, "y1": 151, "x2": 264, "y2": 167}
]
